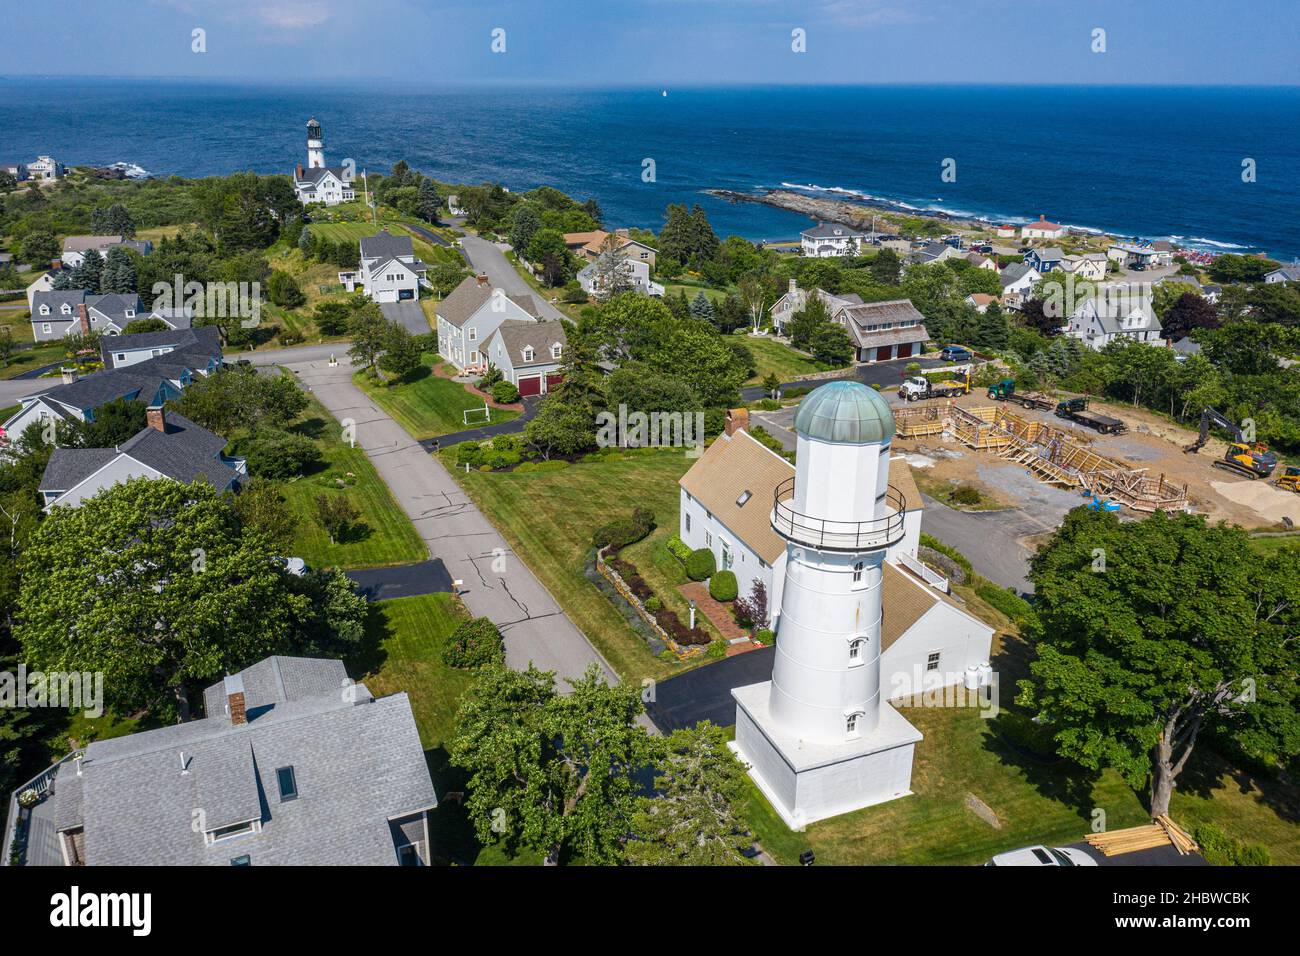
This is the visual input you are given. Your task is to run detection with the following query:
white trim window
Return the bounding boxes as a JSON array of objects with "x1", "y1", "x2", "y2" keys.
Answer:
[
  {"x1": 848, "y1": 637, "x2": 866, "y2": 665},
  {"x1": 522, "y1": 346, "x2": 534, "y2": 362},
  {"x1": 42, "y1": 322, "x2": 52, "y2": 334},
  {"x1": 926, "y1": 651, "x2": 941, "y2": 672}
]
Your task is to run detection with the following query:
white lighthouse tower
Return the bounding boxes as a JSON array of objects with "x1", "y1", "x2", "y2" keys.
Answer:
[
  {"x1": 732, "y1": 380, "x2": 922, "y2": 829},
  {"x1": 306, "y1": 117, "x2": 325, "y2": 169}
]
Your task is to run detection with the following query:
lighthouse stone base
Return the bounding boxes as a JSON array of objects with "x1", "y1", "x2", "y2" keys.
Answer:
[{"x1": 730, "y1": 682, "x2": 923, "y2": 831}]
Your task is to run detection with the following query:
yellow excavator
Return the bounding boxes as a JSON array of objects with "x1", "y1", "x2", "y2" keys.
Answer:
[
  {"x1": 1275, "y1": 466, "x2": 1300, "y2": 494},
  {"x1": 1184, "y1": 407, "x2": 1278, "y2": 480}
]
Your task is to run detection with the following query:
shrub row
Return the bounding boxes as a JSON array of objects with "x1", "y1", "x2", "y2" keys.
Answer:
[
  {"x1": 665, "y1": 535, "x2": 692, "y2": 564},
  {"x1": 608, "y1": 555, "x2": 709, "y2": 646},
  {"x1": 593, "y1": 507, "x2": 655, "y2": 552},
  {"x1": 685, "y1": 548, "x2": 716, "y2": 581},
  {"x1": 975, "y1": 582, "x2": 1038, "y2": 630}
]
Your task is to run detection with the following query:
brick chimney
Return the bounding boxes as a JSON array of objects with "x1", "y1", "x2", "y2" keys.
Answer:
[
  {"x1": 725, "y1": 408, "x2": 749, "y2": 437},
  {"x1": 77, "y1": 303, "x2": 90, "y2": 336},
  {"x1": 146, "y1": 405, "x2": 166, "y2": 432},
  {"x1": 225, "y1": 674, "x2": 247, "y2": 726},
  {"x1": 60, "y1": 367, "x2": 78, "y2": 385},
  {"x1": 788, "y1": 278, "x2": 797, "y2": 295},
  {"x1": 296, "y1": 163, "x2": 303, "y2": 179}
]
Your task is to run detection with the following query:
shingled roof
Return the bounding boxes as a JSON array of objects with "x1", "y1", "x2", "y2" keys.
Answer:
[
  {"x1": 41, "y1": 656, "x2": 437, "y2": 865},
  {"x1": 436, "y1": 274, "x2": 494, "y2": 328}
]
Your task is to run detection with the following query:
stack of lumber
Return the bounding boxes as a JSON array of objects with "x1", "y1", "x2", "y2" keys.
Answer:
[
  {"x1": 1085, "y1": 824, "x2": 1171, "y2": 856},
  {"x1": 1084, "y1": 816, "x2": 1200, "y2": 856},
  {"x1": 1156, "y1": 815, "x2": 1200, "y2": 855}
]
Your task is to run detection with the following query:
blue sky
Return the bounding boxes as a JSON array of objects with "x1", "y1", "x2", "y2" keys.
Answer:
[{"x1": 6, "y1": 0, "x2": 1298, "y2": 85}]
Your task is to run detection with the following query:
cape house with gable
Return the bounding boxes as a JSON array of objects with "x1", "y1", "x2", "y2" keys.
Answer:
[
  {"x1": 677, "y1": 412, "x2": 993, "y2": 696},
  {"x1": 30, "y1": 290, "x2": 192, "y2": 342}
]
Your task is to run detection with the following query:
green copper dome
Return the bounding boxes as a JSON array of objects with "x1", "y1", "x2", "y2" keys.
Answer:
[{"x1": 792, "y1": 380, "x2": 895, "y2": 445}]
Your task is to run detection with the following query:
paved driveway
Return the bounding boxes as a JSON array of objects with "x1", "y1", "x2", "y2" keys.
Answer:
[
  {"x1": 285, "y1": 354, "x2": 616, "y2": 685},
  {"x1": 346, "y1": 559, "x2": 452, "y2": 601},
  {"x1": 457, "y1": 235, "x2": 568, "y2": 322},
  {"x1": 380, "y1": 300, "x2": 431, "y2": 335},
  {"x1": 644, "y1": 648, "x2": 775, "y2": 733}
]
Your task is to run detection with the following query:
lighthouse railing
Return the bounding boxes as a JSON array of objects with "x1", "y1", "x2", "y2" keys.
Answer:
[{"x1": 771, "y1": 479, "x2": 907, "y2": 551}]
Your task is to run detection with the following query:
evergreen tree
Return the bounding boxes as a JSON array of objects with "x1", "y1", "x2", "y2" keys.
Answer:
[
  {"x1": 297, "y1": 226, "x2": 313, "y2": 253},
  {"x1": 416, "y1": 178, "x2": 442, "y2": 224},
  {"x1": 974, "y1": 301, "x2": 1009, "y2": 352},
  {"x1": 870, "y1": 247, "x2": 902, "y2": 284},
  {"x1": 688, "y1": 290, "x2": 715, "y2": 324},
  {"x1": 72, "y1": 249, "x2": 105, "y2": 294},
  {"x1": 509, "y1": 204, "x2": 542, "y2": 255}
]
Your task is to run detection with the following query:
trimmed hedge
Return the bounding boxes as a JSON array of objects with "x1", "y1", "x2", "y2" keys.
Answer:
[
  {"x1": 709, "y1": 569, "x2": 738, "y2": 602},
  {"x1": 665, "y1": 535, "x2": 692, "y2": 564},
  {"x1": 442, "y1": 617, "x2": 505, "y2": 668},
  {"x1": 920, "y1": 533, "x2": 972, "y2": 574},
  {"x1": 490, "y1": 380, "x2": 520, "y2": 404},
  {"x1": 593, "y1": 506, "x2": 656, "y2": 552},
  {"x1": 975, "y1": 582, "x2": 1038, "y2": 630},
  {"x1": 686, "y1": 548, "x2": 716, "y2": 582}
]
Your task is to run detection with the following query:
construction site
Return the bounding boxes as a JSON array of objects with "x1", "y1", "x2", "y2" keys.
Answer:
[{"x1": 890, "y1": 392, "x2": 1300, "y2": 530}]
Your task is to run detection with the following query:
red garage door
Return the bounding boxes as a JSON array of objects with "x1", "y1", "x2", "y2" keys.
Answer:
[
  {"x1": 896, "y1": 342, "x2": 913, "y2": 359},
  {"x1": 545, "y1": 373, "x2": 564, "y2": 392},
  {"x1": 875, "y1": 345, "x2": 893, "y2": 362},
  {"x1": 518, "y1": 375, "x2": 542, "y2": 397}
]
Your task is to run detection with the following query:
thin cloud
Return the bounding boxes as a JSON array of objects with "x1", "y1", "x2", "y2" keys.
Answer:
[{"x1": 815, "y1": 1, "x2": 933, "y2": 28}]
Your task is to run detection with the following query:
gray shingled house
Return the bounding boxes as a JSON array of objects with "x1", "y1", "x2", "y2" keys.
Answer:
[{"x1": 4, "y1": 657, "x2": 438, "y2": 866}]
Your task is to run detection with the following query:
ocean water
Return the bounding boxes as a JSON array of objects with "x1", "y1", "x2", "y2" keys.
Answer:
[{"x1": 1, "y1": 79, "x2": 1297, "y2": 258}]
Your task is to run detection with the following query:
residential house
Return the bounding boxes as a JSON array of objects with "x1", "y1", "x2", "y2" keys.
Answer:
[
  {"x1": 1060, "y1": 252, "x2": 1108, "y2": 281},
  {"x1": 1023, "y1": 247, "x2": 1064, "y2": 273},
  {"x1": 562, "y1": 229, "x2": 657, "y2": 270},
  {"x1": 61, "y1": 235, "x2": 152, "y2": 268},
  {"x1": 38, "y1": 407, "x2": 246, "y2": 510},
  {"x1": 677, "y1": 417, "x2": 992, "y2": 693},
  {"x1": 2, "y1": 656, "x2": 438, "y2": 866},
  {"x1": 293, "y1": 163, "x2": 355, "y2": 207},
  {"x1": 800, "y1": 222, "x2": 865, "y2": 258},
  {"x1": 1157, "y1": 274, "x2": 1203, "y2": 296},
  {"x1": 576, "y1": 255, "x2": 664, "y2": 299},
  {"x1": 963, "y1": 252, "x2": 999, "y2": 272},
  {"x1": 339, "y1": 230, "x2": 429, "y2": 303},
  {"x1": 999, "y1": 262, "x2": 1041, "y2": 309},
  {"x1": 30, "y1": 291, "x2": 162, "y2": 341},
  {"x1": 1170, "y1": 337, "x2": 1203, "y2": 363},
  {"x1": 995, "y1": 224, "x2": 1017, "y2": 239},
  {"x1": 27, "y1": 156, "x2": 63, "y2": 181},
  {"x1": 1265, "y1": 265, "x2": 1300, "y2": 284},
  {"x1": 1, "y1": 162, "x2": 27, "y2": 182},
  {"x1": 24, "y1": 268, "x2": 62, "y2": 310},
  {"x1": 1065, "y1": 293, "x2": 1163, "y2": 350},
  {"x1": 436, "y1": 274, "x2": 542, "y2": 374},
  {"x1": 484, "y1": 320, "x2": 567, "y2": 396},
  {"x1": 964, "y1": 293, "x2": 1001, "y2": 313},
  {"x1": 447, "y1": 194, "x2": 466, "y2": 216},
  {"x1": 832, "y1": 299, "x2": 929, "y2": 362},
  {"x1": 1020, "y1": 215, "x2": 1065, "y2": 240},
  {"x1": 1202, "y1": 284, "x2": 1223, "y2": 304},
  {"x1": 3, "y1": 329, "x2": 222, "y2": 443},
  {"x1": 1107, "y1": 241, "x2": 1176, "y2": 270},
  {"x1": 906, "y1": 241, "x2": 962, "y2": 267},
  {"x1": 768, "y1": 279, "x2": 861, "y2": 337}
]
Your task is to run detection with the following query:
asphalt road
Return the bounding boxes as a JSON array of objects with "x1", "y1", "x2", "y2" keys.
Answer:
[
  {"x1": 457, "y1": 235, "x2": 569, "y2": 322},
  {"x1": 285, "y1": 352, "x2": 617, "y2": 686},
  {"x1": 739, "y1": 355, "x2": 946, "y2": 401},
  {"x1": 644, "y1": 647, "x2": 775, "y2": 733}
]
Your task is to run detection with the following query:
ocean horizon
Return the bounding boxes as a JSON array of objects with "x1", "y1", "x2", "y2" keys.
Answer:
[{"x1": 2, "y1": 78, "x2": 1297, "y2": 258}]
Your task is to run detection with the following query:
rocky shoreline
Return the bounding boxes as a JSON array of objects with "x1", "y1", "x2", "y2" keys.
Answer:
[{"x1": 707, "y1": 187, "x2": 988, "y2": 236}]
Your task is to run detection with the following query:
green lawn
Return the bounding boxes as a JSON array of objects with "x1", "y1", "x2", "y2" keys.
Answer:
[
  {"x1": 743, "y1": 335, "x2": 837, "y2": 386},
  {"x1": 351, "y1": 591, "x2": 543, "y2": 865},
  {"x1": 748, "y1": 701, "x2": 1300, "y2": 866},
  {"x1": 1248, "y1": 533, "x2": 1300, "y2": 555},
  {"x1": 444, "y1": 447, "x2": 698, "y2": 682},
  {"x1": 279, "y1": 388, "x2": 426, "y2": 568},
  {"x1": 0, "y1": 343, "x2": 65, "y2": 380},
  {"x1": 354, "y1": 362, "x2": 518, "y2": 440}
]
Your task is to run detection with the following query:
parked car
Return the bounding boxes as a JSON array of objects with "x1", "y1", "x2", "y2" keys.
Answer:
[
  {"x1": 985, "y1": 845, "x2": 1098, "y2": 867},
  {"x1": 940, "y1": 345, "x2": 973, "y2": 362}
]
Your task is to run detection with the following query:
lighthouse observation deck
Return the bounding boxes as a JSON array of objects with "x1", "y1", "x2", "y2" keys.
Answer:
[{"x1": 771, "y1": 478, "x2": 907, "y2": 551}]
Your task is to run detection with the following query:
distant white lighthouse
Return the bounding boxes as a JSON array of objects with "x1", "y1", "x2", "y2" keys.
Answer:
[
  {"x1": 732, "y1": 380, "x2": 922, "y2": 829},
  {"x1": 306, "y1": 117, "x2": 325, "y2": 169}
]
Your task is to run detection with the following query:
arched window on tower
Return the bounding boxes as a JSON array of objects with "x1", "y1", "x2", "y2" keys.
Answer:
[
  {"x1": 848, "y1": 638, "x2": 866, "y2": 665},
  {"x1": 845, "y1": 712, "x2": 865, "y2": 737},
  {"x1": 852, "y1": 560, "x2": 865, "y2": 589}
]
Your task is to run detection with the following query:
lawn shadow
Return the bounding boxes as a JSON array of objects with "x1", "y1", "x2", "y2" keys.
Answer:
[
  {"x1": 345, "y1": 602, "x2": 393, "y2": 677},
  {"x1": 290, "y1": 414, "x2": 330, "y2": 442},
  {"x1": 338, "y1": 520, "x2": 373, "y2": 545},
  {"x1": 1168, "y1": 743, "x2": 1300, "y2": 825}
]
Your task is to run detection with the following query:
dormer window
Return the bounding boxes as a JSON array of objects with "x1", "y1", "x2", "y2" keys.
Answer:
[
  {"x1": 550, "y1": 343, "x2": 562, "y2": 359},
  {"x1": 60, "y1": 304, "x2": 71, "y2": 314},
  {"x1": 522, "y1": 346, "x2": 534, "y2": 362},
  {"x1": 40, "y1": 304, "x2": 50, "y2": 315}
]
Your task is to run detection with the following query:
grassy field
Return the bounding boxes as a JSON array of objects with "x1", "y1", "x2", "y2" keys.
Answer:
[
  {"x1": 354, "y1": 360, "x2": 519, "y2": 440},
  {"x1": 444, "y1": 447, "x2": 698, "y2": 683},
  {"x1": 279, "y1": 387, "x2": 426, "y2": 568},
  {"x1": 350, "y1": 591, "x2": 542, "y2": 865},
  {"x1": 1247, "y1": 533, "x2": 1300, "y2": 555},
  {"x1": 742, "y1": 335, "x2": 836, "y2": 385}
]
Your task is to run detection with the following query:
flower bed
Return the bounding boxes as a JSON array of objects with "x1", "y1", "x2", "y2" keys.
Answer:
[{"x1": 596, "y1": 545, "x2": 709, "y2": 659}]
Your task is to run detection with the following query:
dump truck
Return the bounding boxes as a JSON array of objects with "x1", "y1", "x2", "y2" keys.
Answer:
[
  {"x1": 987, "y1": 379, "x2": 1056, "y2": 410},
  {"x1": 899, "y1": 367, "x2": 971, "y2": 402},
  {"x1": 1184, "y1": 407, "x2": 1277, "y2": 480},
  {"x1": 1054, "y1": 397, "x2": 1127, "y2": 435}
]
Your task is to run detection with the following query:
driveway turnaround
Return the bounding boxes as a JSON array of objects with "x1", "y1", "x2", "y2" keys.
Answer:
[
  {"x1": 457, "y1": 235, "x2": 568, "y2": 322},
  {"x1": 284, "y1": 355, "x2": 617, "y2": 685},
  {"x1": 644, "y1": 647, "x2": 775, "y2": 733},
  {"x1": 380, "y1": 300, "x2": 431, "y2": 335},
  {"x1": 417, "y1": 396, "x2": 540, "y2": 450},
  {"x1": 346, "y1": 558, "x2": 452, "y2": 601}
]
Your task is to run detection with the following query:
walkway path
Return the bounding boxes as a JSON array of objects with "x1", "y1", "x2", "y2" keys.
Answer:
[{"x1": 285, "y1": 353, "x2": 616, "y2": 685}]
